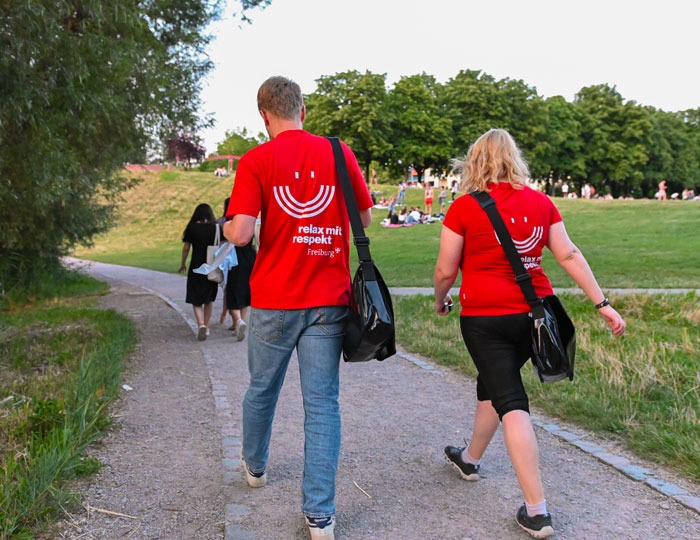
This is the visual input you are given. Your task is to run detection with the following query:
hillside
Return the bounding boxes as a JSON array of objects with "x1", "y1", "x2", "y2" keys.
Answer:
[{"x1": 75, "y1": 170, "x2": 700, "y2": 288}]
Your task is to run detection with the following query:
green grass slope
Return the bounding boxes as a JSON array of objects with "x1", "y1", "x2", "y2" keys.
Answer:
[{"x1": 76, "y1": 170, "x2": 700, "y2": 288}]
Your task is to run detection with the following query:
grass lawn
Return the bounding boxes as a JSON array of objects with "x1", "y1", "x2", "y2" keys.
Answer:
[
  {"x1": 75, "y1": 170, "x2": 700, "y2": 288},
  {"x1": 394, "y1": 293, "x2": 700, "y2": 482},
  {"x1": 0, "y1": 272, "x2": 135, "y2": 539},
  {"x1": 73, "y1": 169, "x2": 700, "y2": 482}
]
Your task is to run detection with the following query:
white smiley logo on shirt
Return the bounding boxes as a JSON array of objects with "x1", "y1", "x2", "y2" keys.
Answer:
[
  {"x1": 273, "y1": 170, "x2": 335, "y2": 219},
  {"x1": 495, "y1": 215, "x2": 543, "y2": 254}
]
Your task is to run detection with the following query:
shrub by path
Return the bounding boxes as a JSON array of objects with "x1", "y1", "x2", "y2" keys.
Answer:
[{"x1": 60, "y1": 259, "x2": 700, "y2": 539}]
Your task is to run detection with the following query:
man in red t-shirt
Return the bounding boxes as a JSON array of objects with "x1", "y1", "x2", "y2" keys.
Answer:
[{"x1": 223, "y1": 76, "x2": 372, "y2": 540}]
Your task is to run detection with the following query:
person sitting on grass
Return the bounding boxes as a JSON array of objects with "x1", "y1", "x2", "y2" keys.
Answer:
[{"x1": 405, "y1": 206, "x2": 422, "y2": 224}]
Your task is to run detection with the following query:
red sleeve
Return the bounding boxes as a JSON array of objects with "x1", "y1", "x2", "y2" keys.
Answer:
[
  {"x1": 342, "y1": 142, "x2": 373, "y2": 211},
  {"x1": 227, "y1": 152, "x2": 262, "y2": 219},
  {"x1": 442, "y1": 195, "x2": 469, "y2": 236},
  {"x1": 543, "y1": 193, "x2": 562, "y2": 225}
]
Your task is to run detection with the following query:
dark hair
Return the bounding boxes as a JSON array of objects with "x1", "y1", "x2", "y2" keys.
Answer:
[
  {"x1": 223, "y1": 197, "x2": 230, "y2": 216},
  {"x1": 183, "y1": 203, "x2": 215, "y2": 240}
]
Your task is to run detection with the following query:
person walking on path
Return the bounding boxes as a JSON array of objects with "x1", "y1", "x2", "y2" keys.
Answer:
[
  {"x1": 178, "y1": 203, "x2": 219, "y2": 341},
  {"x1": 219, "y1": 197, "x2": 256, "y2": 341},
  {"x1": 223, "y1": 76, "x2": 373, "y2": 540},
  {"x1": 433, "y1": 129, "x2": 626, "y2": 539}
]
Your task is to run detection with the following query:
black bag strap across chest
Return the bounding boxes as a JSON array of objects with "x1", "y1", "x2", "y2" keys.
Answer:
[
  {"x1": 327, "y1": 136, "x2": 376, "y2": 281},
  {"x1": 470, "y1": 191, "x2": 546, "y2": 320}
]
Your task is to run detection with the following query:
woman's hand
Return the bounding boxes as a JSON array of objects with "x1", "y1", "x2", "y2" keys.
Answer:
[
  {"x1": 598, "y1": 305, "x2": 626, "y2": 337},
  {"x1": 177, "y1": 264, "x2": 186, "y2": 274},
  {"x1": 435, "y1": 294, "x2": 453, "y2": 316}
]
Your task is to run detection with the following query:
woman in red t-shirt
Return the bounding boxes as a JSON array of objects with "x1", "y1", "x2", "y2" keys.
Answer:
[
  {"x1": 434, "y1": 129, "x2": 626, "y2": 538},
  {"x1": 424, "y1": 183, "x2": 434, "y2": 216}
]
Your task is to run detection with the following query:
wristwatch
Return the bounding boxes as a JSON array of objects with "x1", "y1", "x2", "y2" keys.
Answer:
[{"x1": 594, "y1": 297, "x2": 610, "y2": 309}]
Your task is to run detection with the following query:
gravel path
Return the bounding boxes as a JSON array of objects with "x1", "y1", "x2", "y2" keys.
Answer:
[{"x1": 59, "y1": 259, "x2": 700, "y2": 539}]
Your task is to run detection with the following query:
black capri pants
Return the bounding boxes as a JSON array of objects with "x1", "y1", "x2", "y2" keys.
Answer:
[{"x1": 460, "y1": 312, "x2": 532, "y2": 420}]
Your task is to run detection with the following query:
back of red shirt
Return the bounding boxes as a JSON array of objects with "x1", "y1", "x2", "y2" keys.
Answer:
[
  {"x1": 227, "y1": 130, "x2": 373, "y2": 309},
  {"x1": 443, "y1": 183, "x2": 562, "y2": 315}
]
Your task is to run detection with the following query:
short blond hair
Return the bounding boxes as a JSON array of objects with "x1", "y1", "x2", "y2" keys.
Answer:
[
  {"x1": 257, "y1": 76, "x2": 303, "y2": 119},
  {"x1": 452, "y1": 129, "x2": 529, "y2": 193}
]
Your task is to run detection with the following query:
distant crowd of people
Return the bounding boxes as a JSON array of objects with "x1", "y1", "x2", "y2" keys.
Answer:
[{"x1": 560, "y1": 179, "x2": 698, "y2": 200}]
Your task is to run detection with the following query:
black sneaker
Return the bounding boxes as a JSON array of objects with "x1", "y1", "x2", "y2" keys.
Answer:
[
  {"x1": 516, "y1": 504, "x2": 554, "y2": 538},
  {"x1": 444, "y1": 445, "x2": 480, "y2": 481},
  {"x1": 305, "y1": 515, "x2": 335, "y2": 539}
]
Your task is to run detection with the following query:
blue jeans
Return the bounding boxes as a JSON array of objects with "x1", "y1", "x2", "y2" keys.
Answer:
[
  {"x1": 242, "y1": 305, "x2": 348, "y2": 518},
  {"x1": 397, "y1": 191, "x2": 405, "y2": 205}
]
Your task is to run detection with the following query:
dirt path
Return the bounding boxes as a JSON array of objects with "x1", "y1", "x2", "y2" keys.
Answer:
[{"x1": 59, "y1": 259, "x2": 700, "y2": 539}]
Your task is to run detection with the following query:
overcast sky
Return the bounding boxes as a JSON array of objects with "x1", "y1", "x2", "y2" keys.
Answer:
[{"x1": 199, "y1": 0, "x2": 700, "y2": 153}]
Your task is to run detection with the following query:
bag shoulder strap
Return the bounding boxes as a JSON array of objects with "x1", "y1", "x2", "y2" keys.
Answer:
[
  {"x1": 470, "y1": 191, "x2": 544, "y2": 318},
  {"x1": 214, "y1": 222, "x2": 220, "y2": 246},
  {"x1": 327, "y1": 137, "x2": 376, "y2": 281}
]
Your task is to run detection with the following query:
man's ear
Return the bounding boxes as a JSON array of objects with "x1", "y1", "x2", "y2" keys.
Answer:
[
  {"x1": 300, "y1": 105, "x2": 306, "y2": 123},
  {"x1": 259, "y1": 109, "x2": 270, "y2": 126}
]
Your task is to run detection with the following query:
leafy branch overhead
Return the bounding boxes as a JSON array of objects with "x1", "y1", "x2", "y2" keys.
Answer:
[{"x1": 0, "y1": 0, "x2": 273, "y2": 288}]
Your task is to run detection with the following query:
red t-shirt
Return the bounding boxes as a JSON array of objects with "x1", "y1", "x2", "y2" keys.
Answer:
[
  {"x1": 227, "y1": 130, "x2": 373, "y2": 309},
  {"x1": 443, "y1": 182, "x2": 563, "y2": 316}
]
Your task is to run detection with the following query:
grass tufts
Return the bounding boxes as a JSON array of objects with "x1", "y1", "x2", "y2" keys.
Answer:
[
  {"x1": 394, "y1": 293, "x2": 700, "y2": 482},
  {"x1": 0, "y1": 274, "x2": 135, "y2": 539}
]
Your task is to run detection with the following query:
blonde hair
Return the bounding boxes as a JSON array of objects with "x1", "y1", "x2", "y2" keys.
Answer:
[
  {"x1": 452, "y1": 129, "x2": 529, "y2": 193},
  {"x1": 257, "y1": 76, "x2": 303, "y2": 119}
]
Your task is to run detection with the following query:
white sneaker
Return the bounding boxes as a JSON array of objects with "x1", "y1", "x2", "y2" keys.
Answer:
[
  {"x1": 235, "y1": 319, "x2": 247, "y2": 342},
  {"x1": 197, "y1": 325, "x2": 207, "y2": 341},
  {"x1": 239, "y1": 451, "x2": 266, "y2": 488},
  {"x1": 305, "y1": 515, "x2": 335, "y2": 540}
]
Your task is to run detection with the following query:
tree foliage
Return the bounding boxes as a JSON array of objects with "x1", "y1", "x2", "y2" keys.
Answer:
[
  {"x1": 300, "y1": 69, "x2": 700, "y2": 197},
  {"x1": 166, "y1": 133, "x2": 206, "y2": 165},
  {"x1": 0, "y1": 0, "x2": 271, "y2": 289},
  {"x1": 199, "y1": 127, "x2": 266, "y2": 171},
  {"x1": 304, "y1": 70, "x2": 392, "y2": 182},
  {"x1": 217, "y1": 127, "x2": 267, "y2": 160},
  {"x1": 385, "y1": 73, "x2": 452, "y2": 180}
]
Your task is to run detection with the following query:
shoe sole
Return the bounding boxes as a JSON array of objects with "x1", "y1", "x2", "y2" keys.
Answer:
[
  {"x1": 443, "y1": 449, "x2": 479, "y2": 481},
  {"x1": 308, "y1": 527, "x2": 335, "y2": 540},
  {"x1": 197, "y1": 326, "x2": 207, "y2": 341},
  {"x1": 239, "y1": 451, "x2": 266, "y2": 488},
  {"x1": 516, "y1": 519, "x2": 555, "y2": 539}
]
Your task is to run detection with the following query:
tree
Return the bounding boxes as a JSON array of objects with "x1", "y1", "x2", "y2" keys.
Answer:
[
  {"x1": 439, "y1": 70, "x2": 506, "y2": 157},
  {"x1": 219, "y1": 127, "x2": 266, "y2": 160},
  {"x1": 385, "y1": 74, "x2": 453, "y2": 181},
  {"x1": 538, "y1": 96, "x2": 586, "y2": 194},
  {"x1": 574, "y1": 84, "x2": 651, "y2": 196},
  {"x1": 494, "y1": 77, "x2": 548, "y2": 178},
  {"x1": 199, "y1": 127, "x2": 266, "y2": 171},
  {"x1": 166, "y1": 133, "x2": 206, "y2": 166},
  {"x1": 0, "y1": 0, "x2": 272, "y2": 289},
  {"x1": 304, "y1": 70, "x2": 392, "y2": 182}
]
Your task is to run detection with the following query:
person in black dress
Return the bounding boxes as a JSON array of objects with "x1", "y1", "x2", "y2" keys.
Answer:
[
  {"x1": 219, "y1": 197, "x2": 256, "y2": 341},
  {"x1": 178, "y1": 203, "x2": 219, "y2": 341}
]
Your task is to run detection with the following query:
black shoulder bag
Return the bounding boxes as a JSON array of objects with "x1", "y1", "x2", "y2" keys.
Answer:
[
  {"x1": 327, "y1": 137, "x2": 396, "y2": 362},
  {"x1": 470, "y1": 191, "x2": 576, "y2": 382}
]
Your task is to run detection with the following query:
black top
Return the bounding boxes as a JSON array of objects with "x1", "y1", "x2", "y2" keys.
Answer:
[{"x1": 183, "y1": 222, "x2": 218, "y2": 272}]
